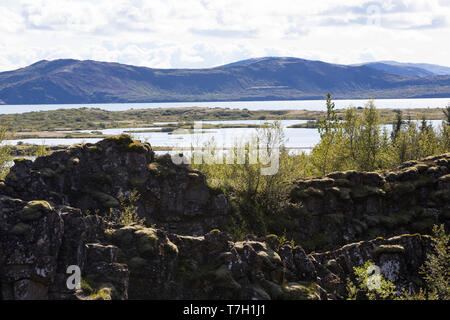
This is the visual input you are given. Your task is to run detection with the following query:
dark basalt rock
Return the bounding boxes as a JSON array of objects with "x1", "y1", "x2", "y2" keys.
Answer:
[
  {"x1": 0, "y1": 198, "x2": 433, "y2": 300},
  {"x1": 0, "y1": 195, "x2": 128, "y2": 300},
  {"x1": 287, "y1": 153, "x2": 450, "y2": 251},
  {"x1": 311, "y1": 233, "x2": 433, "y2": 298},
  {"x1": 0, "y1": 196, "x2": 63, "y2": 300},
  {"x1": 0, "y1": 138, "x2": 447, "y2": 300},
  {"x1": 3, "y1": 135, "x2": 230, "y2": 236}
]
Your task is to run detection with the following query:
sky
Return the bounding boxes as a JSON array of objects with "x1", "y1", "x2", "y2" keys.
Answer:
[{"x1": 0, "y1": 0, "x2": 449, "y2": 72}]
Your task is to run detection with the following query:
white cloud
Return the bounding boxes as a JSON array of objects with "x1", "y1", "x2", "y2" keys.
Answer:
[
  {"x1": 0, "y1": 0, "x2": 448, "y2": 71},
  {"x1": 0, "y1": 6, "x2": 24, "y2": 33}
]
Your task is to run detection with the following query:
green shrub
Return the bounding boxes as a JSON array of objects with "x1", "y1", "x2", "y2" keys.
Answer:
[
  {"x1": 105, "y1": 189, "x2": 146, "y2": 226},
  {"x1": 310, "y1": 95, "x2": 449, "y2": 176},
  {"x1": 346, "y1": 260, "x2": 396, "y2": 300},
  {"x1": 415, "y1": 224, "x2": 449, "y2": 300}
]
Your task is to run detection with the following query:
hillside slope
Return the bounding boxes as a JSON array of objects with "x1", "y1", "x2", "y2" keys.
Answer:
[{"x1": 1, "y1": 57, "x2": 450, "y2": 104}]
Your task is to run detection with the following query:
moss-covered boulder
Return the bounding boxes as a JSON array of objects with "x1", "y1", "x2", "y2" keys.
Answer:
[
  {"x1": 281, "y1": 282, "x2": 321, "y2": 300},
  {"x1": 19, "y1": 200, "x2": 53, "y2": 222}
]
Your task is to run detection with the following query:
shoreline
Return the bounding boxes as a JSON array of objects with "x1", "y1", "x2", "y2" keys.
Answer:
[{"x1": 1, "y1": 106, "x2": 447, "y2": 137}]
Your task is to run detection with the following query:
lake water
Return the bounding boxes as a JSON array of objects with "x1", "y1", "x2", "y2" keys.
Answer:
[
  {"x1": 1, "y1": 98, "x2": 447, "y2": 151},
  {"x1": 0, "y1": 97, "x2": 449, "y2": 114},
  {"x1": 4, "y1": 119, "x2": 445, "y2": 153}
]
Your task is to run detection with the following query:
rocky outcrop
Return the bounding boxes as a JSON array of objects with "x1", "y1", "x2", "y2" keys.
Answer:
[
  {"x1": 0, "y1": 137, "x2": 446, "y2": 300},
  {"x1": 72, "y1": 224, "x2": 443, "y2": 300},
  {"x1": 1, "y1": 199, "x2": 431, "y2": 300},
  {"x1": 0, "y1": 135, "x2": 227, "y2": 300},
  {"x1": 311, "y1": 233, "x2": 432, "y2": 298},
  {"x1": 0, "y1": 196, "x2": 129, "y2": 300},
  {"x1": 0, "y1": 196, "x2": 63, "y2": 299},
  {"x1": 2, "y1": 135, "x2": 229, "y2": 236},
  {"x1": 287, "y1": 153, "x2": 450, "y2": 251}
]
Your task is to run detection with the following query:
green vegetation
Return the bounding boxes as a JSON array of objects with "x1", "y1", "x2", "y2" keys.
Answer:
[
  {"x1": 281, "y1": 282, "x2": 321, "y2": 300},
  {"x1": 287, "y1": 120, "x2": 319, "y2": 128},
  {"x1": 444, "y1": 103, "x2": 450, "y2": 126},
  {"x1": 191, "y1": 121, "x2": 311, "y2": 239},
  {"x1": 0, "y1": 125, "x2": 11, "y2": 179},
  {"x1": 0, "y1": 106, "x2": 446, "y2": 134},
  {"x1": 10, "y1": 131, "x2": 107, "y2": 140},
  {"x1": 277, "y1": 229, "x2": 297, "y2": 249},
  {"x1": 8, "y1": 144, "x2": 63, "y2": 157},
  {"x1": 347, "y1": 224, "x2": 449, "y2": 300},
  {"x1": 0, "y1": 107, "x2": 310, "y2": 132},
  {"x1": 19, "y1": 200, "x2": 53, "y2": 222},
  {"x1": 190, "y1": 95, "x2": 449, "y2": 241},
  {"x1": 346, "y1": 260, "x2": 396, "y2": 300},
  {"x1": 408, "y1": 224, "x2": 449, "y2": 300},
  {"x1": 105, "y1": 190, "x2": 146, "y2": 226},
  {"x1": 310, "y1": 95, "x2": 450, "y2": 174},
  {"x1": 80, "y1": 280, "x2": 112, "y2": 300}
]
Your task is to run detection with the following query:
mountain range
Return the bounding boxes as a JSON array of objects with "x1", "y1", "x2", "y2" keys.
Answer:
[{"x1": 0, "y1": 57, "x2": 450, "y2": 105}]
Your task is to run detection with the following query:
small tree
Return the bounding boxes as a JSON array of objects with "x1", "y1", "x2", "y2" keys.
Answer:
[
  {"x1": 354, "y1": 100, "x2": 381, "y2": 171},
  {"x1": 419, "y1": 115, "x2": 431, "y2": 134},
  {"x1": 318, "y1": 93, "x2": 339, "y2": 137},
  {"x1": 391, "y1": 110, "x2": 403, "y2": 142},
  {"x1": 342, "y1": 107, "x2": 359, "y2": 164},
  {"x1": 311, "y1": 94, "x2": 347, "y2": 175},
  {"x1": 443, "y1": 103, "x2": 450, "y2": 126},
  {"x1": 419, "y1": 224, "x2": 450, "y2": 300},
  {"x1": 438, "y1": 123, "x2": 450, "y2": 153}
]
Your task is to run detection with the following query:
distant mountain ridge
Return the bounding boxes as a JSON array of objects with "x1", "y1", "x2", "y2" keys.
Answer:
[
  {"x1": 1, "y1": 57, "x2": 450, "y2": 105},
  {"x1": 354, "y1": 61, "x2": 450, "y2": 77},
  {"x1": 378, "y1": 61, "x2": 450, "y2": 76}
]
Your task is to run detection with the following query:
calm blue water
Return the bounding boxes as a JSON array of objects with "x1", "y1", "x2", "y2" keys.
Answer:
[
  {"x1": 4, "y1": 120, "x2": 444, "y2": 153},
  {"x1": 2, "y1": 98, "x2": 447, "y2": 150},
  {"x1": 0, "y1": 97, "x2": 449, "y2": 114},
  {"x1": 3, "y1": 120, "x2": 316, "y2": 148}
]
